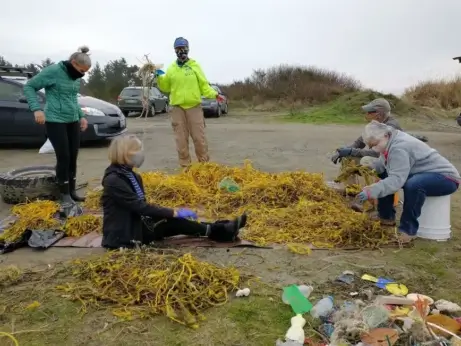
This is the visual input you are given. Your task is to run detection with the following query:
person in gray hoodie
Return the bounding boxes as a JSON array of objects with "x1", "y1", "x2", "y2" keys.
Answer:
[{"x1": 357, "y1": 121, "x2": 460, "y2": 242}]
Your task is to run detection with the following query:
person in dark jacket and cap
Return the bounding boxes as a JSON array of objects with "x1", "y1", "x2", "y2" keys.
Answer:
[
  {"x1": 101, "y1": 134, "x2": 247, "y2": 249},
  {"x1": 331, "y1": 98, "x2": 402, "y2": 164},
  {"x1": 331, "y1": 98, "x2": 428, "y2": 165}
]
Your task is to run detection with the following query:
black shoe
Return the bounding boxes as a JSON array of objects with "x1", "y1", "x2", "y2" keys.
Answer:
[
  {"x1": 69, "y1": 176, "x2": 85, "y2": 202},
  {"x1": 209, "y1": 214, "x2": 247, "y2": 242}
]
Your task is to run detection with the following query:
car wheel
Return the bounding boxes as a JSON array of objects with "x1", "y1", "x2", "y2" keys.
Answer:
[
  {"x1": 0, "y1": 165, "x2": 60, "y2": 204},
  {"x1": 122, "y1": 110, "x2": 130, "y2": 117},
  {"x1": 148, "y1": 105, "x2": 156, "y2": 117},
  {"x1": 215, "y1": 106, "x2": 222, "y2": 118},
  {"x1": 223, "y1": 103, "x2": 229, "y2": 115},
  {"x1": 161, "y1": 102, "x2": 168, "y2": 113}
]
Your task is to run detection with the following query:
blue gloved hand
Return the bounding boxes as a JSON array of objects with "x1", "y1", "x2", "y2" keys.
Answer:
[
  {"x1": 331, "y1": 147, "x2": 352, "y2": 164},
  {"x1": 357, "y1": 190, "x2": 369, "y2": 203},
  {"x1": 155, "y1": 69, "x2": 165, "y2": 76},
  {"x1": 176, "y1": 208, "x2": 198, "y2": 220},
  {"x1": 337, "y1": 147, "x2": 352, "y2": 158}
]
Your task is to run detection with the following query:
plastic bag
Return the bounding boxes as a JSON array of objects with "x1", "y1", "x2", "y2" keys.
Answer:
[
  {"x1": 0, "y1": 230, "x2": 32, "y2": 254},
  {"x1": 39, "y1": 139, "x2": 55, "y2": 154},
  {"x1": 28, "y1": 230, "x2": 64, "y2": 248},
  {"x1": 218, "y1": 177, "x2": 240, "y2": 192}
]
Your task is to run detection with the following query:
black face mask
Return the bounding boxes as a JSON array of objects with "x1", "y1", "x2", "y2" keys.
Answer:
[
  {"x1": 175, "y1": 47, "x2": 189, "y2": 62},
  {"x1": 63, "y1": 60, "x2": 85, "y2": 80}
]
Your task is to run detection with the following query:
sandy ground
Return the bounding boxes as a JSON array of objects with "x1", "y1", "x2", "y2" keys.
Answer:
[{"x1": 1, "y1": 113, "x2": 460, "y2": 285}]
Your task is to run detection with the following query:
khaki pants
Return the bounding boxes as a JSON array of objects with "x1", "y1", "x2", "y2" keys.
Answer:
[{"x1": 170, "y1": 106, "x2": 209, "y2": 167}]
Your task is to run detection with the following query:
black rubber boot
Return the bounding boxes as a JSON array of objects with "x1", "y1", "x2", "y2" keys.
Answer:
[
  {"x1": 58, "y1": 182, "x2": 74, "y2": 205},
  {"x1": 58, "y1": 183, "x2": 83, "y2": 218},
  {"x1": 69, "y1": 175, "x2": 85, "y2": 202},
  {"x1": 208, "y1": 214, "x2": 247, "y2": 242}
]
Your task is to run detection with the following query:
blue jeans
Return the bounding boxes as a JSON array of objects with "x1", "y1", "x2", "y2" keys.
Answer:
[{"x1": 378, "y1": 172, "x2": 458, "y2": 236}]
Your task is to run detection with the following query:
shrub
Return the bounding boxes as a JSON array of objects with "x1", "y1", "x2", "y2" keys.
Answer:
[
  {"x1": 221, "y1": 65, "x2": 361, "y2": 107},
  {"x1": 404, "y1": 76, "x2": 461, "y2": 110}
]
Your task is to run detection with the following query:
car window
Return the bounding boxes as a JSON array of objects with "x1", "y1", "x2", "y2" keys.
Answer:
[
  {"x1": 121, "y1": 88, "x2": 143, "y2": 97},
  {"x1": 150, "y1": 87, "x2": 162, "y2": 98},
  {"x1": 0, "y1": 81, "x2": 24, "y2": 101},
  {"x1": 211, "y1": 85, "x2": 221, "y2": 93}
]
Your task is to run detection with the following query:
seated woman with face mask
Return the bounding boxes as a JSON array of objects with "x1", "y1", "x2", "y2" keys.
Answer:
[
  {"x1": 356, "y1": 121, "x2": 460, "y2": 243},
  {"x1": 101, "y1": 135, "x2": 247, "y2": 249}
]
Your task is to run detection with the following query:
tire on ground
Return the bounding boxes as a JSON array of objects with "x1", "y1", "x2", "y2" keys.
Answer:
[{"x1": 0, "y1": 166, "x2": 59, "y2": 204}]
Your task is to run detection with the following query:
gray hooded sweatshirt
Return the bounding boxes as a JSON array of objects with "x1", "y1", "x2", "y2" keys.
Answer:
[{"x1": 367, "y1": 129, "x2": 460, "y2": 199}]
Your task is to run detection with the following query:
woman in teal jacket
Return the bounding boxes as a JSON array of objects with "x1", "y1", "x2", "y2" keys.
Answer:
[{"x1": 23, "y1": 46, "x2": 91, "y2": 206}]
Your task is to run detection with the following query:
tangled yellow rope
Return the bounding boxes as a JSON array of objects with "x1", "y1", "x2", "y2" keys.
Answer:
[
  {"x1": 57, "y1": 250, "x2": 240, "y2": 328},
  {"x1": 84, "y1": 161, "x2": 389, "y2": 248},
  {"x1": 0, "y1": 202, "x2": 102, "y2": 242}
]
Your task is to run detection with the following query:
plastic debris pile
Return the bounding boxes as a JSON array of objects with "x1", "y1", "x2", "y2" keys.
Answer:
[
  {"x1": 57, "y1": 249, "x2": 240, "y2": 328},
  {"x1": 84, "y1": 161, "x2": 391, "y2": 249},
  {"x1": 278, "y1": 271, "x2": 461, "y2": 346}
]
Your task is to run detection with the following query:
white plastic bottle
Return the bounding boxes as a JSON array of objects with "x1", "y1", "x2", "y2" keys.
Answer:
[
  {"x1": 310, "y1": 296, "x2": 334, "y2": 318},
  {"x1": 282, "y1": 285, "x2": 314, "y2": 304}
]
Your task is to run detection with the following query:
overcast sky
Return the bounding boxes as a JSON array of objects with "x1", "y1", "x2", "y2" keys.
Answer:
[{"x1": 1, "y1": 0, "x2": 460, "y2": 95}]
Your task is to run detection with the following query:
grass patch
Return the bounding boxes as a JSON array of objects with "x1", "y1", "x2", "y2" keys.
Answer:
[
  {"x1": 0, "y1": 275, "x2": 296, "y2": 346},
  {"x1": 281, "y1": 90, "x2": 418, "y2": 124}
]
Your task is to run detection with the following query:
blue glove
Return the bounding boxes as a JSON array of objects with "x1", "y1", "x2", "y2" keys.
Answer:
[
  {"x1": 176, "y1": 208, "x2": 197, "y2": 220},
  {"x1": 357, "y1": 190, "x2": 369, "y2": 203},
  {"x1": 337, "y1": 147, "x2": 352, "y2": 158},
  {"x1": 155, "y1": 69, "x2": 165, "y2": 76}
]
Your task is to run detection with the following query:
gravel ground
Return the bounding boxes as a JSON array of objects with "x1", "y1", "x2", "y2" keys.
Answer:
[{"x1": 1, "y1": 113, "x2": 460, "y2": 284}]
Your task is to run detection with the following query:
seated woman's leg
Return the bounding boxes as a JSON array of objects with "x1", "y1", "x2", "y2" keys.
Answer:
[
  {"x1": 377, "y1": 171, "x2": 396, "y2": 222},
  {"x1": 400, "y1": 173, "x2": 458, "y2": 236},
  {"x1": 142, "y1": 214, "x2": 247, "y2": 243}
]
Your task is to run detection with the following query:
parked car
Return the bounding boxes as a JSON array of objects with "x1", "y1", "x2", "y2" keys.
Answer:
[
  {"x1": 117, "y1": 86, "x2": 168, "y2": 117},
  {"x1": 202, "y1": 84, "x2": 228, "y2": 118},
  {"x1": 0, "y1": 66, "x2": 127, "y2": 145}
]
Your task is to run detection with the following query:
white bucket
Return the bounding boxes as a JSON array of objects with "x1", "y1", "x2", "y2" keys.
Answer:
[{"x1": 417, "y1": 195, "x2": 451, "y2": 241}]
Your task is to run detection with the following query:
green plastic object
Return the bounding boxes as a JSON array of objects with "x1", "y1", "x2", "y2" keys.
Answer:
[
  {"x1": 218, "y1": 177, "x2": 240, "y2": 192},
  {"x1": 283, "y1": 285, "x2": 313, "y2": 315}
]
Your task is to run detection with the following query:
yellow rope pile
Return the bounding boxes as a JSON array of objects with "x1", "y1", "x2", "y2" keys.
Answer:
[
  {"x1": 63, "y1": 214, "x2": 102, "y2": 237},
  {"x1": 0, "y1": 201, "x2": 102, "y2": 243},
  {"x1": 84, "y1": 161, "x2": 390, "y2": 248},
  {"x1": 56, "y1": 250, "x2": 240, "y2": 328},
  {"x1": 0, "y1": 200, "x2": 60, "y2": 242}
]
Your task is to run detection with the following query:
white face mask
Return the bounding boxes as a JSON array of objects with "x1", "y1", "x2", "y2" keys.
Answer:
[{"x1": 130, "y1": 151, "x2": 145, "y2": 168}]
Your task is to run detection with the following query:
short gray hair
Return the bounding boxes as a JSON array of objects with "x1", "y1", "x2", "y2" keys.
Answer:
[
  {"x1": 362, "y1": 120, "x2": 392, "y2": 144},
  {"x1": 69, "y1": 46, "x2": 92, "y2": 67}
]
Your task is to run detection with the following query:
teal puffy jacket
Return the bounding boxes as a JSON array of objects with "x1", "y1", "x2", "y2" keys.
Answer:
[{"x1": 23, "y1": 61, "x2": 85, "y2": 123}]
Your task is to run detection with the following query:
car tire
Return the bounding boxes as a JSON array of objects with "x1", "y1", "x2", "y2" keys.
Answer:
[
  {"x1": 222, "y1": 103, "x2": 229, "y2": 115},
  {"x1": 122, "y1": 110, "x2": 130, "y2": 117},
  {"x1": 148, "y1": 105, "x2": 156, "y2": 117},
  {"x1": 161, "y1": 103, "x2": 168, "y2": 113},
  {"x1": 214, "y1": 106, "x2": 222, "y2": 118},
  {"x1": 0, "y1": 165, "x2": 60, "y2": 204}
]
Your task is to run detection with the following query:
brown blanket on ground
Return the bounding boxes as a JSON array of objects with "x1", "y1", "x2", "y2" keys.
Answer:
[{"x1": 52, "y1": 232, "x2": 271, "y2": 249}]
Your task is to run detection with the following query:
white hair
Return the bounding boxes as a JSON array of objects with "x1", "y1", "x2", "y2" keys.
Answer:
[{"x1": 362, "y1": 120, "x2": 392, "y2": 144}]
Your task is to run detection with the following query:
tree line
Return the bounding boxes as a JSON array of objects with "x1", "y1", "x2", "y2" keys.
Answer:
[{"x1": 0, "y1": 55, "x2": 143, "y2": 102}]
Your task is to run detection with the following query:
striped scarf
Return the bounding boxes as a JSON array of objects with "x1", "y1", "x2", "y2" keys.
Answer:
[{"x1": 120, "y1": 166, "x2": 145, "y2": 200}]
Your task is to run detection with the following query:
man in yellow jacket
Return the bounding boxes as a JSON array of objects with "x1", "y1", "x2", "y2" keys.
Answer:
[{"x1": 157, "y1": 37, "x2": 221, "y2": 167}]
